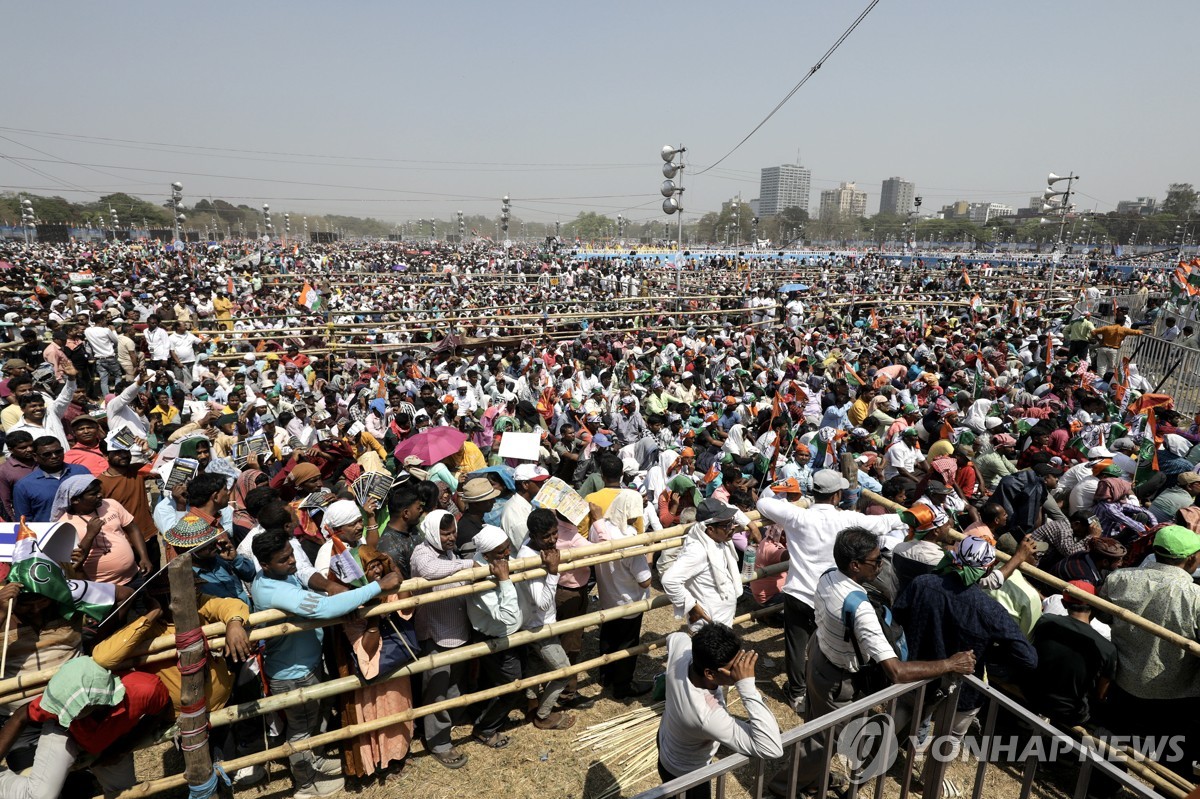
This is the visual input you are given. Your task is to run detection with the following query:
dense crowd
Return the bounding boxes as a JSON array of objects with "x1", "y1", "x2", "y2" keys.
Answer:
[{"x1": 0, "y1": 236, "x2": 1195, "y2": 799}]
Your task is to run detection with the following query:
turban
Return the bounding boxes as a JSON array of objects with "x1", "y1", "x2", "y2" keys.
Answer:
[
  {"x1": 473, "y1": 525, "x2": 509, "y2": 555},
  {"x1": 991, "y1": 433, "x2": 1016, "y2": 447},
  {"x1": 951, "y1": 535, "x2": 997, "y2": 569},
  {"x1": 290, "y1": 463, "x2": 322, "y2": 485},
  {"x1": 322, "y1": 500, "x2": 362, "y2": 533}
]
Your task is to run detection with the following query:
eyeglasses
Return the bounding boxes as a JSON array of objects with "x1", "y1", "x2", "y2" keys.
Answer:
[{"x1": 857, "y1": 556, "x2": 884, "y2": 567}]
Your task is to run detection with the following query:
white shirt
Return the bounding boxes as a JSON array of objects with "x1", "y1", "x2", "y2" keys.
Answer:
[
  {"x1": 8, "y1": 380, "x2": 75, "y2": 451},
  {"x1": 589, "y1": 524, "x2": 651, "y2": 609},
  {"x1": 814, "y1": 569, "x2": 898, "y2": 672},
  {"x1": 883, "y1": 440, "x2": 924, "y2": 480},
  {"x1": 657, "y1": 632, "x2": 783, "y2": 776},
  {"x1": 83, "y1": 325, "x2": 118, "y2": 359},
  {"x1": 661, "y1": 529, "x2": 740, "y2": 631},
  {"x1": 500, "y1": 493, "x2": 534, "y2": 550},
  {"x1": 515, "y1": 544, "x2": 559, "y2": 629},
  {"x1": 757, "y1": 497, "x2": 903, "y2": 608},
  {"x1": 144, "y1": 326, "x2": 171, "y2": 361},
  {"x1": 168, "y1": 332, "x2": 202, "y2": 363}
]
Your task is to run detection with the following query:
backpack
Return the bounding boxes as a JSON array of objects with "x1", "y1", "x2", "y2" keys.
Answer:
[{"x1": 841, "y1": 577, "x2": 908, "y2": 697}]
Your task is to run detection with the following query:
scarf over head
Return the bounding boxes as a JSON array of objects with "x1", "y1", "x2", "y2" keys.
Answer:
[
  {"x1": 935, "y1": 534, "x2": 996, "y2": 587},
  {"x1": 39, "y1": 656, "x2": 125, "y2": 726},
  {"x1": 421, "y1": 509, "x2": 452, "y2": 551},
  {"x1": 50, "y1": 475, "x2": 99, "y2": 522}
]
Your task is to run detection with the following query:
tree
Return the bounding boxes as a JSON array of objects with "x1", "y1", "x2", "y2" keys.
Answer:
[
  {"x1": 1162, "y1": 183, "x2": 1198, "y2": 218},
  {"x1": 563, "y1": 211, "x2": 614, "y2": 240}
]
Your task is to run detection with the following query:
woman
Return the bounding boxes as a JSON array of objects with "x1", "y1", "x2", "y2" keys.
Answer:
[
  {"x1": 338, "y1": 543, "x2": 414, "y2": 780},
  {"x1": 53, "y1": 475, "x2": 151, "y2": 587},
  {"x1": 658, "y1": 474, "x2": 701, "y2": 528},
  {"x1": 230, "y1": 469, "x2": 269, "y2": 545},
  {"x1": 1092, "y1": 470, "x2": 1156, "y2": 542}
]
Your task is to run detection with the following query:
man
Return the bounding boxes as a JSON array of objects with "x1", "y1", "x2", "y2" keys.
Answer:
[
  {"x1": 1064, "y1": 313, "x2": 1095, "y2": 360},
  {"x1": 894, "y1": 536, "x2": 1038, "y2": 761},
  {"x1": 466, "y1": 526, "x2": 525, "y2": 750},
  {"x1": 84, "y1": 314, "x2": 122, "y2": 396},
  {"x1": 1100, "y1": 524, "x2": 1200, "y2": 776},
  {"x1": 1050, "y1": 536, "x2": 1126, "y2": 588},
  {"x1": 168, "y1": 322, "x2": 204, "y2": 389},
  {"x1": 114, "y1": 320, "x2": 141, "y2": 381},
  {"x1": 501, "y1": 463, "x2": 549, "y2": 550},
  {"x1": 64, "y1": 416, "x2": 108, "y2": 476},
  {"x1": 767, "y1": 527, "x2": 976, "y2": 797},
  {"x1": 1022, "y1": 580, "x2": 1116, "y2": 728},
  {"x1": 662, "y1": 499, "x2": 742, "y2": 630},
  {"x1": 457, "y1": 476, "x2": 500, "y2": 557},
  {"x1": 251, "y1": 528, "x2": 400, "y2": 798},
  {"x1": 1090, "y1": 321, "x2": 1142, "y2": 378},
  {"x1": 756, "y1": 469, "x2": 903, "y2": 714},
  {"x1": 1029, "y1": 510, "x2": 1099, "y2": 573},
  {"x1": 579, "y1": 452, "x2": 643, "y2": 538},
  {"x1": 659, "y1": 623, "x2": 784, "y2": 799},
  {"x1": 143, "y1": 315, "x2": 171, "y2": 370},
  {"x1": 883, "y1": 427, "x2": 925, "y2": 481},
  {"x1": 0, "y1": 431, "x2": 36, "y2": 522},
  {"x1": 1149, "y1": 470, "x2": 1200, "y2": 523},
  {"x1": 992, "y1": 463, "x2": 1064, "y2": 539},
  {"x1": 611, "y1": 394, "x2": 649, "y2": 446},
  {"x1": 515, "y1": 509, "x2": 575, "y2": 730},
  {"x1": 0, "y1": 657, "x2": 169, "y2": 799},
  {"x1": 7, "y1": 362, "x2": 77, "y2": 450},
  {"x1": 98, "y1": 441, "x2": 159, "y2": 569},
  {"x1": 12, "y1": 436, "x2": 91, "y2": 523},
  {"x1": 975, "y1": 432, "x2": 1018, "y2": 493}
]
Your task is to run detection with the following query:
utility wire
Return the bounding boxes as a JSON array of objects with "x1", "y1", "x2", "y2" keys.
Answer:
[{"x1": 694, "y1": 0, "x2": 882, "y2": 176}]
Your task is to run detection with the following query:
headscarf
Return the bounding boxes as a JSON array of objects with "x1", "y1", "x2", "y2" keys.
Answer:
[
  {"x1": 1048, "y1": 429, "x2": 1070, "y2": 455},
  {"x1": 322, "y1": 499, "x2": 362, "y2": 534},
  {"x1": 358, "y1": 543, "x2": 393, "y2": 576},
  {"x1": 1164, "y1": 433, "x2": 1191, "y2": 458},
  {"x1": 232, "y1": 469, "x2": 265, "y2": 530},
  {"x1": 590, "y1": 489, "x2": 643, "y2": 543},
  {"x1": 50, "y1": 475, "x2": 100, "y2": 522},
  {"x1": 421, "y1": 509, "x2": 453, "y2": 551},
  {"x1": 39, "y1": 657, "x2": 125, "y2": 726},
  {"x1": 935, "y1": 534, "x2": 996, "y2": 587},
  {"x1": 290, "y1": 462, "x2": 322, "y2": 486},
  {"x1": 721, "y1": 424, "x2": 758, "y2": 459},
  {"x1": 927, "y1": 439, "x2": 954, "y2": 460}
]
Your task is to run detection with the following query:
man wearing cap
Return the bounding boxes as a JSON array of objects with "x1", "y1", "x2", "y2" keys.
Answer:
[
  {"x1": 662, "y1": 498, "x2": 743, "y2": 632},
  {"x1": 63, "y1": 416, "x2": 108, "y2": 476},
  {"x1": 466, "y1": 526, "x2": 525, "y2": 750},
  {"x1": 457, "y1": 477, "x2": 500, "y2": 556},
  {"x1": 1021, "y1": 580, "x2": 1116, "y2": 728},
  {"x1": 501, "y1": 463, "x2": 550, "y2": 550},
  {"x1": 756, "y1": 469, "x2": 904, "y2": 714},
  {"x1": 1100, "y1": 525, "x2": 1200, "y2": 776},
  {"x1": 882, "y1": 426, "x2": 926, "y2": 481},
  {"x1": 1149, "y1": 470, "x2": 1200, "y2": 523}
]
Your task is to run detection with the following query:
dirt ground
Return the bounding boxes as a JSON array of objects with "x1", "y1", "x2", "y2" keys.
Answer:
[{"x1": 133, "y1": 587, "x2": 1150, "y2": 799}]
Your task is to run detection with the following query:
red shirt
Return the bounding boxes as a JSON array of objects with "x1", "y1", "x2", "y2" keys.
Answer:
[{"x1": 28, "y1": 671, "x2": 168, "y2": 754}]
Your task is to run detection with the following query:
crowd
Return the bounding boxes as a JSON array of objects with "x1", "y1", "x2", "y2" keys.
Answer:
[{"x1": 0, "y1": 235, "x2": 1195, "y2": 799}]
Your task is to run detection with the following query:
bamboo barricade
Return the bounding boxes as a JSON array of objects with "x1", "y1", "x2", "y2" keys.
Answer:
[
  {"x1": 859, "y1": 488, "x2": 1200, "y2": 659},
  {"x1": 103, "y1": 604, "x2": 784, "y2": 799},
  {"x1": 1071, "y1": 726, "x2": 1193, "y2": 799}
]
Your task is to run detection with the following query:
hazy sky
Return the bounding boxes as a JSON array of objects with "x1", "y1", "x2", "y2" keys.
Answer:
[{"x1": 3, "y1": 0, "x2": 1196, "y2": 226}]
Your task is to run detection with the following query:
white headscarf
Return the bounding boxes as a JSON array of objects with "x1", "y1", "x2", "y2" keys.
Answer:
[
  {"x1": 590, "y1": 489, "x2": 643, "y2": 543},
  {"x1": 722, "y1": 424, "x2": 757, "y2": 459},
  {"x1": 1164, "y1": 433, "x2": 1191, "y2": 458},
  {"x1": 421, "y1": 509, "x2": 452, "y2": 551},
  {"x1": 472, "y1": 524, "x2": 509, "y2": 557},
  {"x1": 321, "y1": 499, "x2": 362, "y2": 535}
]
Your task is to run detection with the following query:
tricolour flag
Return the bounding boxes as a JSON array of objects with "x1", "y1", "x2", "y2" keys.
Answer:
[
  {"x1": 843, "y1": 362, "x2": 865, "y2": 388},
  {"x1": 970, "y1": 294, "x2": 983, "y2": 313},
  {"x1": 328, "y1": 534, "x2": 367, "y2": 588},
  {"x1": 7, "y1": 518, "x2": 114, "y2": 621},
  {"x1": 298, "y1": 281, "x2": 322, "y2": 311}
]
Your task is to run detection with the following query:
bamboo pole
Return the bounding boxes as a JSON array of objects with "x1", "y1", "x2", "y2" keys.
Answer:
[
  {"x1": 103, "y1": 604, "x2": 783, "y2": 799},
  {"x1": 167, "y1": 553, "x2": 213, "y2": 793},
  {"x1": 859, "y1": 487, "x2": 1200, "y2": 659},
  {"x1": 1072, "y1": 727, "x2": 1189, "y2": 799},
  {"x1": 1071, "y1": 726, "x2": 1194, "y2": 795}
]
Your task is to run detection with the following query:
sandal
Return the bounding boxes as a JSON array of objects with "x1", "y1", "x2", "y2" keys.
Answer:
[
  {"x1": 429, "y1": 748, "x2": 468, "y2": 770},
  {"x1": 473, "y1": 732, "x2": 511, "y2": 749},
  {"x1": 533, "y1": 711, "x2": 576, "y2": 731}
]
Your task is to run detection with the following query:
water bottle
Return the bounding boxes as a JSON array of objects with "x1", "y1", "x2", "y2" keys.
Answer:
[{"x1": 741, "y1": 544, "x2": 757, "y2": 581}]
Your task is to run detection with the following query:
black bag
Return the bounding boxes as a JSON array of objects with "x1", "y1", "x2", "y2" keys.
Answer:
[{"x1": 842, "y1": 574, "x2": 908, "y2": 697}]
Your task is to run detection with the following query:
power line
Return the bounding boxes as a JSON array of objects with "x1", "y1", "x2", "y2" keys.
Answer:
[{"x1": 695, "y1": 0, "x2": 882, "y2": 176}]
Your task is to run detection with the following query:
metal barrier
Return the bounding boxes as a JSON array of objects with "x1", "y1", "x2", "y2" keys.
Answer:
[
  {"x1": 1118, "y1": 332, "x2": 1200, "y2": 414},
  {"x1": 633, "y1": 675, "x2": 1164, "y2": 799}
]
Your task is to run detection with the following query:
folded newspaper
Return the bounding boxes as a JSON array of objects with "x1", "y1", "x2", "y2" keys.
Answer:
[{"x1": 532, "y1": 477, "x2": 589, "y2": 526}]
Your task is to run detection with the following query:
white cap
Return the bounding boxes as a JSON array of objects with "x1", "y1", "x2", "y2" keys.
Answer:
[{"x1": 512, "y1": 463, "x2": 550, "y2": 482}]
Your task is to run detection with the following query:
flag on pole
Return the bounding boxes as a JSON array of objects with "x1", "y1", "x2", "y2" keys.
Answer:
[
  {"x1": 1044, "y1": 335, "x2": 1054, "y2": 371},
  {"x1": 298, "y1": 281, "x2": 322, "y2": 311},
  {"x1": 843, "y1": 362, "x2": 865, "y2": 388},
  {"x1": 327, "y1": 534, "x2": 367, "y2": 588},
  {"x1": 969, "y1": 294, "x2": 983, "y2": 313},
  {"x1": 961, "y1": 267, "x2": 971, "y2": 287},
  {"x1": 226, "y1": 276, "x2": 235, "y2": 296},
  {"x1": 869, "y1": 308, "x2": 879, "y2": 329},
  {"x1": 7, "y1": 518, "x2": 114, "y2": 621}
]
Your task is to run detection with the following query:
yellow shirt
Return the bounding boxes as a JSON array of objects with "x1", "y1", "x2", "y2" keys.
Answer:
[
  {"x1": 848, "y1": 398, "x2": 870, "y2": 427},
  {"x1": 91, "y1": 593, "x2": 248, "y2": 713},
  {"x1": 580, "y1": 487, "x2": 646, "y2": 539}
]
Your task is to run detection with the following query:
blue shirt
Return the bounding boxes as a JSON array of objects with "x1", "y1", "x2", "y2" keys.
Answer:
[
  {"x1": 894, "y1": 572, "x2": 1038, "y2": 710},
  {"x1": 12, "y1": 464, "x2": 91, "y2": 522},
  {"x1": 250, "y1": 572, "x2": 380, "y2": 680},
  {"x1": 195, "y1": 555, "x2": 256, "y2": 605}
]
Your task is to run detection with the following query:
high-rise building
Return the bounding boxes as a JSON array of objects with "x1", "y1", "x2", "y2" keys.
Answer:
[
  {"x1": 879, "y1": 177, "x2": 916, "y2": 216},
  {"x1": 758, "y1": 164, "x2": 811, "y2": 216},
  {"x1": 819, "y1": 182, "x2": 868, "y2": 220},
  {"x1": 967, "y1": 203, "x2": 1016, "y2": 224}
]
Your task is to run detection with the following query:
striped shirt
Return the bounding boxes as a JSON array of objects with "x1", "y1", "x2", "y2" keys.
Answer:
[{"x1": 409, "y1": 541, "x2": 474, "y2": 648}]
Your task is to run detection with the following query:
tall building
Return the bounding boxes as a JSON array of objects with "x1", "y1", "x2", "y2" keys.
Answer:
[
  {"x1": 1116, "y1": 197, "x2": 1157, "y2": 216},
  {"x1": 758, "y1": 164, "x2": 811, "y2": 216},
  {"x1": 819, "y1": 182, "x2": 868, "y2": 220},
  {"x1": 879, "y1": 177, "x2": 916, "y2": 216}
]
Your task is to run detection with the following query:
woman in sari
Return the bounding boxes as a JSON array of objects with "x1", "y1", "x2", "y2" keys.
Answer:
[
  {"x1": 1092, "y1": 470, "x2": 1156, "y2": 543},
  {"x1": 230, "y1": 469, "x2": 268, "y2": 545}
]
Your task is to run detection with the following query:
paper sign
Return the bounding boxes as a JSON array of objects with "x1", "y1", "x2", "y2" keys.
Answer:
[
  {"x1": 497, "y1": 431, "x2": 541, "y2": 462},
  {"x1": 533, "y1": 477, "x2": 589, "y2": 526},
  {"x1": 164, "y1": 458, "x2": 199, "y2": 490},
  {"x1": 0, "y1": 522, "x2": 79, "y2": 565}
]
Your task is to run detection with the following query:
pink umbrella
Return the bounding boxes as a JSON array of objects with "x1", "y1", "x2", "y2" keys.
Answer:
[{"x1": 393, "y1": 427, "x2": 467, "y2": 465}]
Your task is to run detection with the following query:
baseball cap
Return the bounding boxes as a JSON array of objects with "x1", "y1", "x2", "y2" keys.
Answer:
[
  {"x1": 1062, "y1": 579, "x2": 1096, "y2": 608},
  {"x1": 1178, "y1": 472, "x2": 1200, "y2": 488},
  {"x1": 512, "y1": 464, "x2": 550, "y2": 483},
  {"x1": 925, "y1": 479, "x2": 952, "y2": 495},
  {"x1": 1033, "y1": 463, "x2": 1064, "y2": 478},
  {"x1": 1153, "y1": 525, "x2": 1200, "y2": 559},
  {"x1": 592, "y1": 433, "x2": 612, "y2": 448},
  {"x1": 811, "y1": 469, "x2": 850, "y2": 494},
  {"x1": 696, "y1": 498, "x2": 738, "y2": 524}
]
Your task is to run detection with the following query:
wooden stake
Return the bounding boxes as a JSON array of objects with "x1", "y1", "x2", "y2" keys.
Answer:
[{"x1": 167, "y1": 553, "x2": 213, "y2": 794}]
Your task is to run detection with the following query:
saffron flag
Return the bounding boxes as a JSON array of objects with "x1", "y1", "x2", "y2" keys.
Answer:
[
  {"x1": 7, "y1": 518, "x2": 114, "y2": 621},
  {"x1": 298, "y1": 281, "x2": 322, "y2": 311},
  {"x1": 328, "y1": 535, "x2": 367, "y2": 588},
  {"x1": 961, "y1": 267, "x2": 971, "y2": 287},
  {"x1": 1044, "y1": 335, "x2": 1053, "y2": 371}
]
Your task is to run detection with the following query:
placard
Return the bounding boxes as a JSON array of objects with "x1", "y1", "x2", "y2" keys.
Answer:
[{"x1": 497, "y1": 431, "x2": 541, "y2": 462}]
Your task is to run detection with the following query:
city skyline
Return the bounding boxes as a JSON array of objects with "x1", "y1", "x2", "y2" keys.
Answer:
[{"x1": 0, "y1": 1, "x2": 1194, "y2": 226}]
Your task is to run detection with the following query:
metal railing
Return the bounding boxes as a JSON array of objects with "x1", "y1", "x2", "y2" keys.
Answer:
[
  {"x1": 634, "y1": 675, "x2": 1164, "y2": 799},
  {"x1": 1118, "y1": 332, "x2": 1200, "y2": 414}
]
